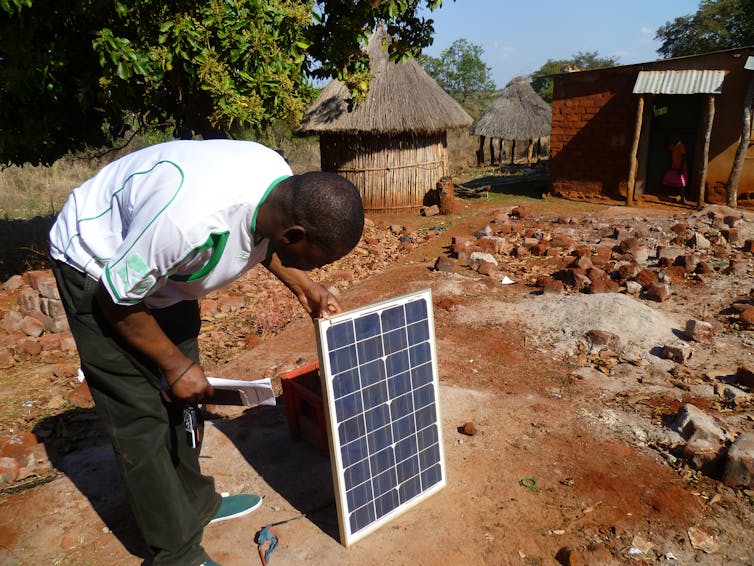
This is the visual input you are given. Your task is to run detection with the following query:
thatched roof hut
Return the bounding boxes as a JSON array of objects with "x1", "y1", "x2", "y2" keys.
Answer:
[
  {"x1": 298, "y1": 27, "x2": 472, "y2": 212},
  {"x1": 470, "y1": 76, "x2": 551, "y2": 165}
]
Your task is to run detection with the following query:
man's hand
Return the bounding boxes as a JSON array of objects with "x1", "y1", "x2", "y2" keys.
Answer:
[
  {"x1": 165, "y1": 361, "x2": 214, "y2": 403},
  {"x1": 296, "y1": 281, "x2": 342, "y2": 319}
]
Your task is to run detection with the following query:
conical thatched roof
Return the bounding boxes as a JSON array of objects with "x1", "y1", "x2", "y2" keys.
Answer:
[
  {"x1": 298, "y1": 28, "x2": 472, "y2": 134},
  {"x1": 469, "y1": 76, "x2": 551, "y2": 139}
]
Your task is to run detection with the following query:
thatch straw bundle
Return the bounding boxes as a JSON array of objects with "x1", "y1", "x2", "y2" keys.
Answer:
[{"x1": 470, "y1": 76, "x2": 551, "y2": 140}]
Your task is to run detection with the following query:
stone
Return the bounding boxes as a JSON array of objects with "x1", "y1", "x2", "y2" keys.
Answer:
[
  {"x1": 2, "y1": 275, "x2": 24, "y2": 291},
  {"x1": 683, "y1": 438, "x2": 726, "y2": 475},
  {"x1": 584, "y1": 330, "x2": 620, "y2": 354},
  {"x1": 721, "y1": 228, "x2": 739, "y2": 243},
  {"x1": 571, "y1": 256, "x2": 593, "y2": 271},
  {"x1": 722, "y1": 432, "x2": 754, "y2": 488},
  {"x1": 656, "y1": 246, "x2": 685, "y2": 262},
  {"x1": 675, "y1": 253, "x2": 699, "y2": 273},
  {"x1": 662, "y1": 266, "x2": 687, "y2": 284},
  {"x1": 670, "y1": 222, "x2": 688, "y2": 234},
  {"x1": 41, "y1": 314, "x2": 69, "y2": 334},
  {"x1": 587, "y1": 278, "x2": 620, "y2": 294},
  {"x1": 477, "y1": 236, "x2": 507, "y2": 254},
  {"x1": 38, "y1": 333, "x2": 61, "y2": 351},
  {"x1": 688, "y1": 232, "x2": 711, "y2": 250},
  {"x1": 646, "y1": 283, "x2": 671, "y2": 302},
  {"x1": 460, "y1": 422, "x2": 478, "y2": 436},
  {"x1": 67, "y1": 382, "x2": 93, "y2": 407},
  {"x1": 36, "y1": 277, "x2": 60, "y2": 300},
  {"x1": 634, "y1": 269, "x2": 659, "y2": 288},
  {"x1": 21, "y1": 339, "x2": 42, "y2": 356},
  {"x1": 421, "y1": 204, "x2": 440, "y2": 217},
  {"x1": 2, "y1": 310, "x2": 23, "y2": 334},
  {"x1": 18, "y1": 288, "x2": 40, "y2": 313},
  {"x1": 477, "y1": 261, "x2": 497, "y2": 276},
  {"x1": 625, "y1": 281, "x2": 642, "y2": 295},
  {"x1": 509, "y1": 205, "x2": 528, "y2": 219},
  {"x1": 434, "y1": 257, "x2": 455, "y2": 273},
  {"x1": 734, "y1": 365, "x2": 754, "y2": 388},
  {"x1": 671, "y1": 404, "x2": 727, "y2": 444},
  {"x1": 684, "y1": 319, "x2": 715, "y2": 344},
  {"x1": 40, "y1": 297, "x2": 66, "y2": 318},
  {"x1": 468, "y1": 252, "x2": 497, "y2": 270},
  {"x1": 660, "y1": 345, "x2": 686, "y2": 363},
  {"x1": 20, "y1": 316, "x2": 44, "y2": 337},
  {"x1": 538, "y1": 276, "x2": 564, "y2": 295},
  {"x1": 740, "y1": 308, "x2": 754, "y2": 329},
  {"x1": 0, "y1": 456, "x2": 19, "y2": 486}
]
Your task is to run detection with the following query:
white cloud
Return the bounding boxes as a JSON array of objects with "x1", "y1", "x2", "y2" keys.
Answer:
[
  {"x1": 491, "y1": 41, "x2": 514, "y2": 60},
  {"x1": 639, "y1": 26, "x2": 655, "y2": 44}
]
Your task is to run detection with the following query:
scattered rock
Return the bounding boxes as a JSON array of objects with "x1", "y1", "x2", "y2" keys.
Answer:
[
  {"x1": 722, "y1": 432, "x2": 754, "y2": 488},
  {"x1": 684, "y1": 319, "x2": 715, "y2": 344},
  {"x1": 460, "y1": 422, "x2": 478, "y2": 436}
]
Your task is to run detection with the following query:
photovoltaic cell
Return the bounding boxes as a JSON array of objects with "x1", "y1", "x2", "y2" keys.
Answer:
[{"x1": 315, "y1": 289, "x2": 445, "y2": 546}]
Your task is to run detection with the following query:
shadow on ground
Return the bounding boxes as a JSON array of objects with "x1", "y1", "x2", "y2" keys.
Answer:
[
  {"x1": 32, "y1": 408, "x2": 148, "y2": 560},
  {"x1": 210, "y1": 401, "x2": 341, "y2": 542}
]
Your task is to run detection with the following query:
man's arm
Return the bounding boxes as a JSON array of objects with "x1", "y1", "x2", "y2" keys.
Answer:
[
  {"x1": 262, "y1": 253, "x2": 341, "y2": 318},
  {"x1": 94, "y1": 283, "x2": 213, "y2": 403}
]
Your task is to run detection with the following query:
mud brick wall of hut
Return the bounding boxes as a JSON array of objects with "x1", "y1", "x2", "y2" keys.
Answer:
[{"x1": 549, "y1": 71, "x2": 638, "y2": 201}]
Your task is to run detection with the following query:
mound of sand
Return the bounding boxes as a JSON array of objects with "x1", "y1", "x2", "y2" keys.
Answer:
[{"x1": 455, "y1": 293, "x2": 685, "y2": 354}]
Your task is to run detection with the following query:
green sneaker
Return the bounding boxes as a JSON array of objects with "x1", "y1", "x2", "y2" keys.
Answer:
[
  {"x1": 199, "y1": 560, "x2": 221, "y2": 566},
  {"x1": 209, "y1": 494, "x2": 263, "y2": 524}
]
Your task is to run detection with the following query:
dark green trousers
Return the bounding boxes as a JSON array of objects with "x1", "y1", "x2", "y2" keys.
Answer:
[{"x1": 52, "y1": 260, "x2": 221, "y2": 566}]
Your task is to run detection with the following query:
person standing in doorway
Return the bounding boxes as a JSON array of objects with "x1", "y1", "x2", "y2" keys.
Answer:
[{"x1": 663, "y1": 133, "x2": 688, "y2": 204}]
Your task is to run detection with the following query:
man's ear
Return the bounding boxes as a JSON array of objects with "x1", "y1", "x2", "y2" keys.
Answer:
[{"x1": 280, "y1": 225, "x2": 307, "y2": 245}]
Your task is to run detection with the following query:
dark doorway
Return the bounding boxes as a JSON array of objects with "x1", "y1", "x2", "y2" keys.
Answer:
[{"x1": 645, "y1": 94, "x2": 702, "y2": 201}]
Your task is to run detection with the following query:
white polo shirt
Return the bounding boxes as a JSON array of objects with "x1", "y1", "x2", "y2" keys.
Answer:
[{"x1": 50, "y1": 140, "x2": 292, "y2": 308}]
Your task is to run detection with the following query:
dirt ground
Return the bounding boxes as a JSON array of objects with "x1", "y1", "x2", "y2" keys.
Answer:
[{"x1": 1, "y1": 193, "x2": 754, "y2": 565}]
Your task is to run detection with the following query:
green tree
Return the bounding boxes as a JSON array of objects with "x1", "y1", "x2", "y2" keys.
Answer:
[
  {"x1": 418, "y1": 38, "x2": 495, "y2": 103},
  {"x1": 656, "y1": 0, "x2": 754, "y2": 58},
  {"x1": 0, "y1": 0, "x2": 444, "y2": 166},
  {"x1": 530, "y1": 51, "x2": 620, "y2": 104}
]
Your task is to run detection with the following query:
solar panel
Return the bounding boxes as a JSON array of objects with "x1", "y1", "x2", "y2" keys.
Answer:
[{"x1": 315, "y1": 289, "x2": 446, "y2": 546}]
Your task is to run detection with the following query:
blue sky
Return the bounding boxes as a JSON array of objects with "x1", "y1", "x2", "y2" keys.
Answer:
[{"x1": 420, "y1": 0, "x2": 702, "y2": 88}]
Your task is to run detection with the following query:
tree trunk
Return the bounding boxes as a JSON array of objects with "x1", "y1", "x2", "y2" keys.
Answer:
[
  {"x1": 626, "y1": 95, "x2": 645, "y2": 205},
  {"x1": 697, "y1": 95, "x2": 715, "y2": 210},
  {"x1": 726, "y1": 76, "x2": 754, "y2": 208}
]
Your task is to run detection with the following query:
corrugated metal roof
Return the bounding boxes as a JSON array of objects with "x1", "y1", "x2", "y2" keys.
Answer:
[{"x1": 633, "y1": 70, "x2": 727, "y2": 94}]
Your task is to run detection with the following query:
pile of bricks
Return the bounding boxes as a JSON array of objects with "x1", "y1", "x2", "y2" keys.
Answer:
[
  {"x1": 0, "y1": 270, "x2": 76, "y2": 366},
  {"x1": 435, "y1": 204, "x2": 754, "y2": 321}
]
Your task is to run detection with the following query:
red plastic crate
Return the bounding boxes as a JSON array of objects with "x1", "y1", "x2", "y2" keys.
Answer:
[{"x1": 280, "y1": 360, "x2": 329, "y2": 455}]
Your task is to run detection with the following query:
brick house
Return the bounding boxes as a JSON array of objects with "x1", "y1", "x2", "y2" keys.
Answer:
[{"x1": 550, "y1": 47, "x2": 754, "y2": 207}]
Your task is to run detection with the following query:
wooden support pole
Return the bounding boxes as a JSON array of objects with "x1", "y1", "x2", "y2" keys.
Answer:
[
  {"x1": 510, "y1": 139, "x2": 516, "y2": 165},
  {"x1": 697, "y1": 95, "x2": 715, "y2": 210},
  {"x1": 626, "y1": 95, "x2": 645, "y2": 206},
  {"x1": 489, "y1": 137, "x2": 496, "y2": 165},
  {"x1": 726, "y1": 75, "x2": 754, "y2": 208},
  {"x1": 477, "y1": 136, "x2": 485, "y2": 166}
]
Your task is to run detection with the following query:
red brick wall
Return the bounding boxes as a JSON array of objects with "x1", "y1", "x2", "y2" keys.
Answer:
[{"x1": 550, "y1": 70, "x2": 638, "y2": 200}]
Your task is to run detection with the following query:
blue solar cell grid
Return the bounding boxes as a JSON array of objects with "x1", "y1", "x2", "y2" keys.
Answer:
[{"x1": 316, "y1": 289, "x2": 445, "y2": 546}]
